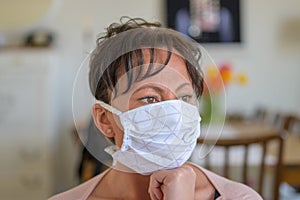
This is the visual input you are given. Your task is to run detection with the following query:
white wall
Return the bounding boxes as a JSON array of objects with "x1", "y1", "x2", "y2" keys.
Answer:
[
  {"x1": 204, "y1": 0, "x2": 300, "y2": 115},
  {"x1": 41, "y1": 0, "x2": 300, "y2": 194}
]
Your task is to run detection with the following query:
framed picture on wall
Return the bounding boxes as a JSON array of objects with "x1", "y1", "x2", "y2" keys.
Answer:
[{"x1": 166, "y1": 0, "x2": 241, "y2": 43}]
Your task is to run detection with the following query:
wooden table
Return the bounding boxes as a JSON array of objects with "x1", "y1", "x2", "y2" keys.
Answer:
[
  {"x1": 199, "y1": 121, "x2": 279, "y2": 141},
  {"x1": 194, "y1": 121, "x2": 284, "y2": 200}
]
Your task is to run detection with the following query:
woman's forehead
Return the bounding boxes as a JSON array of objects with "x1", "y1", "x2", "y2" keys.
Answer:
[
  {"x1": 116, "y1": 48, "x2": 187, "y2": 76},
  {"x1": 114, "y1": 56, "x2": 192, "y2": 95}
]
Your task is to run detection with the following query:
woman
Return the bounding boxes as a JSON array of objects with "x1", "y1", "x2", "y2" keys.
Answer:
[{"x1": 50, "y1": 17, "x2": 262, "y2": 200}]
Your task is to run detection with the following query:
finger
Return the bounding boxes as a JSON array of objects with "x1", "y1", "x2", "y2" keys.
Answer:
[
  {"x1": 149, "y1": 174, "x2": 163, "y2": 200},
  {"x1": 149, "y1": 188, "x2": 161, "y2": 200},
  {"x1": 150, "y1": 170, "x2": 168, "y2": 184}
]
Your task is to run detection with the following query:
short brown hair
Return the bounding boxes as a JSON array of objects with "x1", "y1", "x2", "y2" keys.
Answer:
[{"x1": 89, "y1": 17, "x2": 204, "y2": 103}]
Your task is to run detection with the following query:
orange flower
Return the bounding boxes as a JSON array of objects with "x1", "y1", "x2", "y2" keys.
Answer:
[
  {"x1": 219, "y1": 63, "x2": 233, "y2": 85},
  {"x1": 203, "y1": 62, "x2": 247, "y2": 96}
]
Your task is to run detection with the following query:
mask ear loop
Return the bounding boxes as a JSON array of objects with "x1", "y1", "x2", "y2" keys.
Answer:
[
  {"x1": 96, "y1": 100, "x2": 123, "y2": 116},
  {"x1": 96, "y1": 100, "x2": 126, "y2": 163}
]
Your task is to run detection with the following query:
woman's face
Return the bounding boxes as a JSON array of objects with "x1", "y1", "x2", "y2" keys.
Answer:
[{"x1": 107, "y1": 51, "x2": 196, "y2": 148}]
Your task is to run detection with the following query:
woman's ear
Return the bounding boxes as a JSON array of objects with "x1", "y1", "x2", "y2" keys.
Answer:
[{"x1": 92, "y1": 103, "x2": 115, "y2": 138}]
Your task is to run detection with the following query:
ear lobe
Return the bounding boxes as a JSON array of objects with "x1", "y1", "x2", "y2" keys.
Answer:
[{"x1": 92, "y1": 103, "x2": 115, "y2": 137}]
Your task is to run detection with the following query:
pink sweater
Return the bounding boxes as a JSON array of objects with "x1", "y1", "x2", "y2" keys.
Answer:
[{"x1": 49, "y1": 163, "x2": 262, "y2": 200}]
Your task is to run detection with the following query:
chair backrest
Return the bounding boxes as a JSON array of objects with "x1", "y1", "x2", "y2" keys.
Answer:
[
  {"x1": 253, "y1": 107, "x2": 268, "y2": 122},
  {"x1": 283, "y1": 115, "x2": 300, "y2": 136},
  {"x1": 197, "y1": 133, "x2": 284, "y2": 200},
  {"x1": 254, "y1": 112, "x2": 298, "y2": 133}
]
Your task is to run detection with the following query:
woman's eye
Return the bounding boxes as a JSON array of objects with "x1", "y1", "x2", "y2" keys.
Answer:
[
  {"x1": 140, "y1": 96, "x2": 159, "y2": 104},
  {"x1": 179, "y1": 95, "x2": 195, "y2": 103},
  {"x1": 180, "y1": 95, "x2": 190, "y2": 102}
]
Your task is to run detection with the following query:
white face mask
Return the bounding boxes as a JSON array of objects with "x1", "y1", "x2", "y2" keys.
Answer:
[{"x1": 97, "y1": 99, "x2": 201, "y2": 174}]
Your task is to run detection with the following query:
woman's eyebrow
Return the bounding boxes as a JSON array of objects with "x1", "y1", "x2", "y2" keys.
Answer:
[
  {"x1": 132, "y1": 85, "x2": 164, "y2": 95},
  {"x1": 175, "y1": 83, "x2": 192, "y2": 93}
]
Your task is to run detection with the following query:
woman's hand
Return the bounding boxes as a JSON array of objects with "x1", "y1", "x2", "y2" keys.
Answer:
[{"x1": 148, "y1": 165, "x2": 196, "y2": 200}]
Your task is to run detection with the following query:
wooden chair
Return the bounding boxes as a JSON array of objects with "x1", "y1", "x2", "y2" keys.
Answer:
[
  {"x1": 282, "y1": 115, "x2": 300, "y2": 134},
  {"x1": 280, "y1": 115, "x2": 300, "y2": 188},
  {"x1": 197, "y1": 133, "x2": 284, "y2": 200}
]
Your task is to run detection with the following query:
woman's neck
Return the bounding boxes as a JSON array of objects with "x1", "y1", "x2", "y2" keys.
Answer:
[{"x1": 92, "y1": 168, "x2": 152, "y2": 200}]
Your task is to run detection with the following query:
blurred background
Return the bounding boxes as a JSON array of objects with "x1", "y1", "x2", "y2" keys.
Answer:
[{"x1": 0, "y1": 0, "x2": 299, "y2": 199}]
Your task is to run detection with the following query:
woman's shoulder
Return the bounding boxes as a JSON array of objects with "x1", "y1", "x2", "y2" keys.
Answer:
[
  {"x1": 48, "y1": 170, "x2": 109, "y2": 200},
  {"x1": 188, "y1": 162, "x2": 263, "y2": 200}
]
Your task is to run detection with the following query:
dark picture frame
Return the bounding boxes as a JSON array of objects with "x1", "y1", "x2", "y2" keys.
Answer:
[{"x1": 166, "y1": 0, "x2": 241, "y2": 43}]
